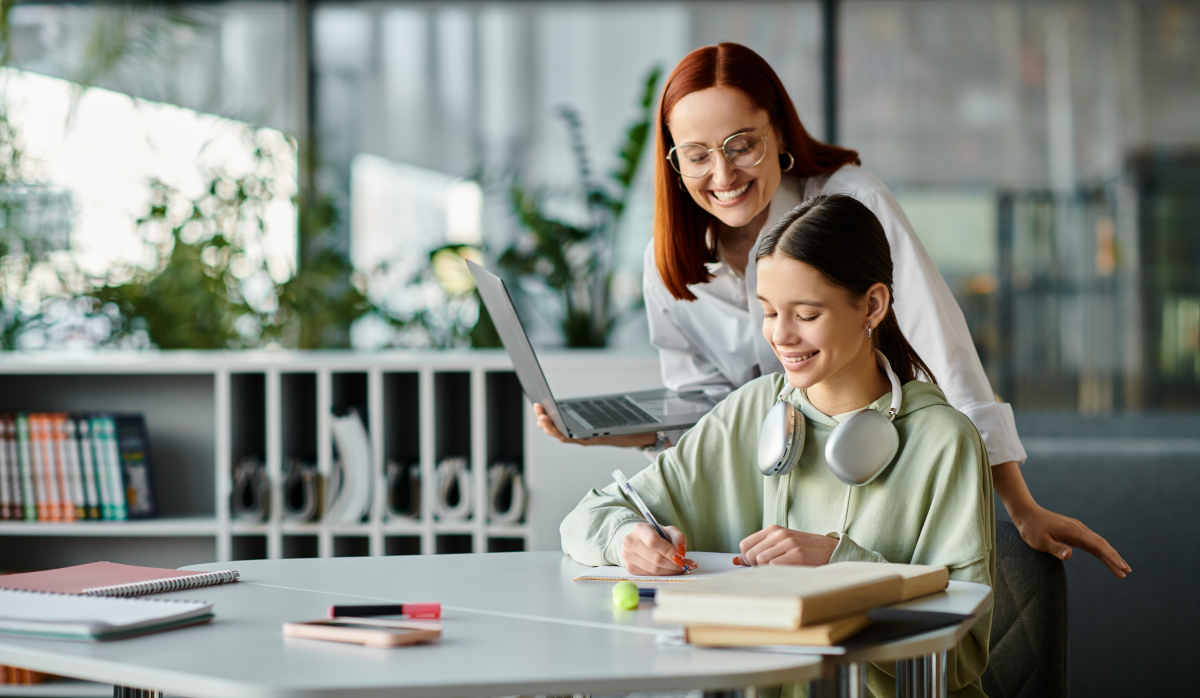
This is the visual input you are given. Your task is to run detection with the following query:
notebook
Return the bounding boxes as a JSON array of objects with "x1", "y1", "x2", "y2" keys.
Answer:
[
  {"x1": 0, "y1": 562, "x2": 239, "y2": 597},
  {"x1": 572, "y1": 551, "x2": 748, "y2": 582},
  {"x1": 0, "y1": 588, "x2": 212, "y2": 641}
]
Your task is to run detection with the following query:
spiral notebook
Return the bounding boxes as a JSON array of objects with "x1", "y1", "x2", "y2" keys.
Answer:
[
  {"x1": 0, "y1": 588, "x2": 212, "y2": 641},
  {"x1": 0, "y1": 562, "x2": 239, "y2": 597}
]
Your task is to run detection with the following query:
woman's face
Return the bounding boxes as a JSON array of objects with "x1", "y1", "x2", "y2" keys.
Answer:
[
  {"x1": 667, "y1": 86, "x2": 784, "y2": 230},
  {"x1": 756, "y1": 254, "x2": 886, "y2": 391}
]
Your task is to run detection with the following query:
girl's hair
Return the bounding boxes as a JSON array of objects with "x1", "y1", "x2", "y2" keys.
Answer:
[
  {"x1": 755, "y1": 194, "x2": 937, "y2": 385},
  {"x1": 653, "y1": 42, "x2": 861, "y2": 301}
]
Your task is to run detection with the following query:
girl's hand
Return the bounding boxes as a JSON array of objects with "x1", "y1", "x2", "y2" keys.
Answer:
[
  {"x1": 620, "y1": 524, "x2": 689, "y2": 576},
  {"x1": 1012, "y1": 504, "x2": 1131, "y2": 579},
  {"x1": 737, "y1": 525, "x2": 837, "y2": 567},
  {"x1": 533, "y1": 403, "x2": 658, "y2": 449}
]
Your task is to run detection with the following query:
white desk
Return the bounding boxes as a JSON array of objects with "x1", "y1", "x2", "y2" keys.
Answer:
[
  {"x1": 182, "y1": 552, "x2": 991, "y2": 698},
  {"x1": 0, "y1": 554, "x2": 821, "y2": 698}
]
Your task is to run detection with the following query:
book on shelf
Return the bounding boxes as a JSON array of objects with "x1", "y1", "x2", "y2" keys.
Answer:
[
  {"x1": 653, "y1": 562, "x2": 948, "y2": 630},
  {"x1": 0, "y1": 412, "x2": 155, "y2": 523}
]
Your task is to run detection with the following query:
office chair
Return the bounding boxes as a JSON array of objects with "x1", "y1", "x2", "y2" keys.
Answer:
[{"x1": 980, "y1": 520, "x2": 1070, "y2": 698}]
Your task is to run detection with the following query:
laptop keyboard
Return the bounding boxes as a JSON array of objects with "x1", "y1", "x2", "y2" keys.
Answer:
[{"x1": 565, "y1": 397, "x2": 659, "y2": 430}]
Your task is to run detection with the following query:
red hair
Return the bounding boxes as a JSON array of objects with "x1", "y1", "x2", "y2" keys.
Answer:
[{"x1": 653, "y1": 43, "x2": 861, "y2": 301}]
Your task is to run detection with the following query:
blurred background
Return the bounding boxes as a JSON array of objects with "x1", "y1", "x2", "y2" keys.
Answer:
[{"x1": 0, "y1": 1, "x2": 1197, "y2": 695}]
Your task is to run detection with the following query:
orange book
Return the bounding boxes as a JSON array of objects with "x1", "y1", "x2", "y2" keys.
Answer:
[{"x1": 35, "y1": 415, "x2": 65, "y2": 522}]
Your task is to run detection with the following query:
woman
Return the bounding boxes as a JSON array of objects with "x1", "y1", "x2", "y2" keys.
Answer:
[
  {"x1": 562, "y1": 195, "x2": 994, "y2": 697},
  {"x1": 540, "y1": 42, "x2": 1128, "y2": 579}
]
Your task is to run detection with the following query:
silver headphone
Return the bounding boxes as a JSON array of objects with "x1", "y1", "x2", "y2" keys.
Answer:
[{"x1": 757, "y1": 350, "x2": 902, "y2": 485}]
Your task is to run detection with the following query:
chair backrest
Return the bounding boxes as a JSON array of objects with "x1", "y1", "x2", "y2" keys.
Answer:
[{"x1": 981, "y1": 520, "x2": 1070, "y2": 698}]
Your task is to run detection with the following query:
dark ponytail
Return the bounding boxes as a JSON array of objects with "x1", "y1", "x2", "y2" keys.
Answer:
[{"x1": 755, "y1": 194, "x2": 937, "y2": 385}]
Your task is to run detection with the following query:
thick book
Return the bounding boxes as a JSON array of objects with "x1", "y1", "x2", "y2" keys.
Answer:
[
  {"x1": 113, "y1": 414, "x2": 157, "y2": 519},
  {"x1": 0, "y1": 562, "x2": 240, "y2": 597},
  {"x1": 0, "y1": 588, "x2": 212, "y2": 641},
  {"x1": 652, "y1": 563, "x2": 905, "y2": 630},
  {"x1": 832, "y1": 562, "x2": 949, "y2": 601},
  {"x1": 685, "y1": 613, "x2": 871, "y2": 647}
]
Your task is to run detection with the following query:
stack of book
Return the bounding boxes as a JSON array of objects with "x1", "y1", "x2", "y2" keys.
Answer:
[
  {"x1": 0, "y1": 413, "x2": 157, "y2": 522},
  {"x1": 653, "y1": 562, "x2": 949, "y2": 648}
]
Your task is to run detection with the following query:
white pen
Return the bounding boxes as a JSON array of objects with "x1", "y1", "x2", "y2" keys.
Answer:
[{"x1": 612, "y1": 469, "x2": 672, "y2": 545}]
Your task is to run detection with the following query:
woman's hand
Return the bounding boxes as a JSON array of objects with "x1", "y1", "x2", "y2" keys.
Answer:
[
  {"x1": 620, "y1": 524, "x2": 689, "y2": 576},
  {"x1": 737, "y1": 525, "x2": 837, "y2": 567},
  {"x1": 1011, "y1": 505, "x2": 1131, "y2": 579},
  {"x1": 533, "y1": 403, "x2": 658, "y2": 448},
  {"x1": 991, "y1": 461, "x2": 1130, "y2": 579}
]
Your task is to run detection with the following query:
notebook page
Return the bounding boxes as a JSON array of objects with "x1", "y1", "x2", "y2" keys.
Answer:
[{"x1": 573, "y1": 551, "x2": 748, "y2": 583}]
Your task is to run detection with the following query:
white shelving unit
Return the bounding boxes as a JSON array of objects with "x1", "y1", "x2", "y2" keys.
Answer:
[{"x1": 0, "y1": 351, "x2": 539, "y2": 568}]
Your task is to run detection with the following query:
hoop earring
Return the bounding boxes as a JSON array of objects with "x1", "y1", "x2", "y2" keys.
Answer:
[{"x1": 780, "y1": 152, "x2": 795, "y2": 172}]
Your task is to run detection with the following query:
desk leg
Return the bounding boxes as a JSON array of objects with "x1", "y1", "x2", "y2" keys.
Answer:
[
  {"x1": 895, "y1": 651, "x2": 947, "y2": 698},
  {"x1": 809, "y1": 663, "x2": 868, "y2": 698},
  {"x1": 113, "y1": 686, "x2": 161, "y2": 698}
]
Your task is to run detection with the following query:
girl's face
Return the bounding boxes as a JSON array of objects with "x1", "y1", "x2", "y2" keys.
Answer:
[
  {"x1": 756, "y1": 254, "x2": 887, "y2": 391},
  {"x1": 667, "y1": 86, "x2": 784, "y2": 230}
]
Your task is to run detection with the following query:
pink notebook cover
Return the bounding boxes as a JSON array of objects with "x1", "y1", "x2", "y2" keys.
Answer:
[{"x1": 0, "y1": 562, "x2": 239, "y2": 596}]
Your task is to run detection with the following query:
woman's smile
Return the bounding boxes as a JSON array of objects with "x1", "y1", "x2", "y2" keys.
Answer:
[
  {"x1": 710, "y1": 181, "x2": 753, "y2": 206},
  {"x1": 778, "y1": 349, "x2": 819, "y2": 369}
]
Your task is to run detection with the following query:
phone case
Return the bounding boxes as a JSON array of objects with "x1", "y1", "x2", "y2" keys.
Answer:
[{"x1": 282, "y1": 619, "x2": 441, "y2": 648}]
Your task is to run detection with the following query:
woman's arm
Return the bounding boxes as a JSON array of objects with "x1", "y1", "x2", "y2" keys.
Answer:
[
  {"x1": 992, "y1": 461, "x2": 1130, "y2": 578},
  {"x1": 856, "y1": 184, "x2": 1129, "y2": 577}
]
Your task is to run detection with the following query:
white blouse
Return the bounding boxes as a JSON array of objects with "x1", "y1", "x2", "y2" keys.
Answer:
[{"x1": 643, "y1": 165, "x2": 1027, "y2": 467}]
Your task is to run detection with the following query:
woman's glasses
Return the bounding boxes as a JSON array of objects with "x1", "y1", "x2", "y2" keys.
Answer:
[{"x1": 667, "y1": 128, "x2": 770, "y2": 178}]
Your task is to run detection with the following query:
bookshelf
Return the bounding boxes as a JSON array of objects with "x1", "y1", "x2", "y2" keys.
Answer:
[{"x1": 0, "y1": 350, "x2": 574, "y2": 569}]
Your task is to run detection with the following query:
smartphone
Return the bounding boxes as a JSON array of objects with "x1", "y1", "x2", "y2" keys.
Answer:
[{"x1": 283, "y1": 618, "x2": 441, "y2": 648}]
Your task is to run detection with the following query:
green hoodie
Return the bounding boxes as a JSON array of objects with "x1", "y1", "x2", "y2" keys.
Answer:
[{"x1": 560, "y1": 373, "x2": 995, "y2": 698}]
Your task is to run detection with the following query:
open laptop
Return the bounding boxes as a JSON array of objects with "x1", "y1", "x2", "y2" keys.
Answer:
[{"x1": 467, "y1": 260, "x2": 715, "y2": 439}]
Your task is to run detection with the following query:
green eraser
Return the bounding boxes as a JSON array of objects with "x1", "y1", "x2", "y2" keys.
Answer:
[{"x1": 612, "y1": 581, "x2": 639, "y2": 610}]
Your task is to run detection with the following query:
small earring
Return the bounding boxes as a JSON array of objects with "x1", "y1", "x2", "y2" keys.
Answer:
[
  {"x1": 867, "y1": 323, "x2": 872, "y2": 339},
  {"x1": 780, "y1": 152, "x2": 795, "y2": 172}
]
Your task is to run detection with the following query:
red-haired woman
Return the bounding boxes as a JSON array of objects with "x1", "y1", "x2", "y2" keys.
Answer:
[{"x1": 537, "y1": 43, "x2": 1128, "y2": 578}]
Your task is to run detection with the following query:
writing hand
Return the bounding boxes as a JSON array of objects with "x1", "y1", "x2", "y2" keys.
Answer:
[
  {"x1": 620, "y1": 524, "x2": 689, "y2": 576},
  {"x1": 737, "y1": 525, "x2": 837, "y2": 567}
]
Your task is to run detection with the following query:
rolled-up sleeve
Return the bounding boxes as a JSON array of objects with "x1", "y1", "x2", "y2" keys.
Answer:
[{"x1": 861, "y1": 190, "x2": 1027, "y2": 466}]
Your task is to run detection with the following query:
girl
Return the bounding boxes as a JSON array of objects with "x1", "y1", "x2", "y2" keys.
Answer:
[{"x1": 562, "y1": 195, "x2": 994, "y2": 697}]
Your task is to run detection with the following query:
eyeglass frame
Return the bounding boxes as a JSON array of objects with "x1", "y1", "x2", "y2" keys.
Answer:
[{"x1": 666, "y1": 127, "x2": 772, "y2": 179}]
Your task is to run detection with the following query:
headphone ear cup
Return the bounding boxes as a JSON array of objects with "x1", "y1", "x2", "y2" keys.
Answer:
[
  {"x1": 758, "y1": 401, "x2": 806, "y2": 476},
  {"x1": 824, "y1": 409, "x2": 900, "y2": 486}
]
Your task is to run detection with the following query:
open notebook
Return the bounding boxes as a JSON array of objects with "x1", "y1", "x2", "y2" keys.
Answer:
[
  {"x1": 0, "y1": 589, "x2": 213, "y2": 641},
  {"x1": 573, "y1": 551, "x2": 748, "y2": 583}
]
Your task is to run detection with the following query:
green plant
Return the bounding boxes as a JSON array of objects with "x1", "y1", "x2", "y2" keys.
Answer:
[{"x1": 498, "y1": 66, "x2": 661, "y2": 348}]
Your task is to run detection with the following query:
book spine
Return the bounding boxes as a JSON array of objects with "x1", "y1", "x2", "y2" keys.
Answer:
[
  {"x1": 7, "y1": 418, "x2": 21, "y2": 522},
  {"x1": 61, "y1": 415, "x2": 87, "y2": 520},
  {"x1": 114, "y1": 414, "x2": 156, "y2": 519},
  {"x1": 75, "y1": 417, "x2": 101, "y2": 520},
  {"x1": 100, "y1": 417, "x2": 127, "y2": 521},
  {"x1": 28, "y1": 415, "x2": 53, "y2": 521},
  {"x1": 15, "y1": 415, "x2": 36, "y2": 521},
  {"x1": 0, "y1": 413, "x2": 10, "y2": 521},
  {"x1": 51, "y1": 414, "x2": 76, "y2": 522},
  {"x1": 88, "y1": 417, "x2": 113, "y2": 520}
]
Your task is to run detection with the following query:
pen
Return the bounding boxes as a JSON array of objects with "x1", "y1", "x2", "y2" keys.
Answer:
[
  {"x1": 612, "y1": 469, "x2": 671, "y2": 544},
  {"x1": 328, "y1": 603, "x2": 441, "y2": 619},
  {"x1": 612, "y1": 469, "x2": 692, "y2": 574}
]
